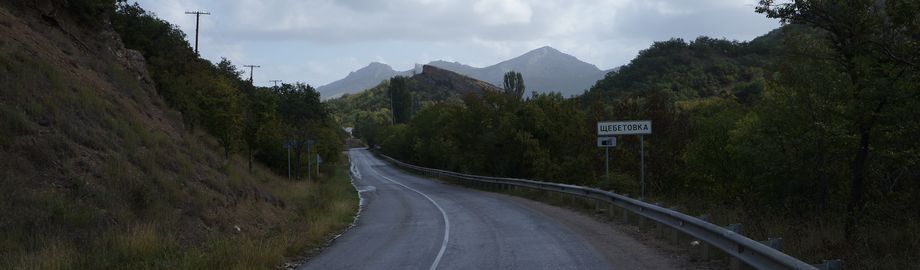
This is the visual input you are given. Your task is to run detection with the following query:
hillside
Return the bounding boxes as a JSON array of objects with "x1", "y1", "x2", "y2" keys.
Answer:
[
  {"x1": 0, "y1": 1, "x2": 355, "y2": 268},
  {"x1": 326, "y1": 65, "x2": 500, "y2": 134},
  {"x1": 583, "y1": 33, "x2": 780, "y2": 104},
  {"x1": 318, "y1": 46, "x2": 606, "y2": 99}
]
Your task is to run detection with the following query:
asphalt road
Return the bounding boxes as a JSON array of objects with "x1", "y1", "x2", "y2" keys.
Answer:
[{"x1": 299, "y1": 148, "x2": 613, "y2": 270}]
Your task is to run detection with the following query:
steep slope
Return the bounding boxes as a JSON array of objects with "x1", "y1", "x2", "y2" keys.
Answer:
[
  {"x1": 0, "y1": 2, "x2": 355, "y2": 268},
  {"x1": 408, "y1": 64, "x2": 501, "y2": 100}
]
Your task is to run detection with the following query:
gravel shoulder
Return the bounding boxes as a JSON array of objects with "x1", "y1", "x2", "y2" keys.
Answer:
[{"x1": 489, "y1": 192, "x2": 722, "y2": 270}]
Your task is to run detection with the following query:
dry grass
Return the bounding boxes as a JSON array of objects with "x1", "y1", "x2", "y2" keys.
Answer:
[{"x1": 0, "y1": 158, "x2": 357, "y2": 269}]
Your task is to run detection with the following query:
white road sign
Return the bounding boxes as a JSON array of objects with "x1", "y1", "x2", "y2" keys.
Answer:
[{"x1": 597, "y1": 120, "x2": 652, "y2": 136}]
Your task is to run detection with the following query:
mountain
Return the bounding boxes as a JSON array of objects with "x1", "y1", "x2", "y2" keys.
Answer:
[
  {"x1": 435, "y1": 46, "x2": 606, "y2": 97},
  {"x1": 319, "y1": 46, "x2": 608, "y2": 99},
  {"x1": 317, "y1": 62, "x2": 408, "y2": 100},
  {"x1": 326, "y1": 65, "x2": 500, "y2": 127},
  {"x1": 408, "y1": 64, "x2": 502, "y2": 100}
]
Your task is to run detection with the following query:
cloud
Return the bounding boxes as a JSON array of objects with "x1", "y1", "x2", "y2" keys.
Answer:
[
  {"x1": 130, "y1": 0, "x2": 779, "y2": 86},
  {"x1": 473, "y1": 0, "x2": 533, "y2": 25}
]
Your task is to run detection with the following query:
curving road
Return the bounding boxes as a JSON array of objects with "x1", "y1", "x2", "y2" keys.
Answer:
[{"x1": 299, "y1": 148, "x2": 668, "y2": 270}]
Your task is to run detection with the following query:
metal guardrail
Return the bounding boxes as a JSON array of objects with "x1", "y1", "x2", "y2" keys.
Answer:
[{"x1": 379, "y1": 154, "x2": 824, "y2": 270}]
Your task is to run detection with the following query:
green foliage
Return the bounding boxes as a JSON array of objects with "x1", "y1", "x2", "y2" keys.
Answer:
[
  {"x1": 502, "y1": 71, "x2": 525, "y2": 100},
  {"x1": 377, "y1": 90, "x2": 597, "y2": 184},
  {"x1": 388, "y1": 76, "x2": 413, "y2": 124},
  {"x1": 753, "y1": 1, "x2": 920, "y2": 265},
  {"x1": 111, "y1": 4, "x2": 344, "y2": 177},
  {"x1": 585, "y1": 36, "x2": 773, "y2": 103}
]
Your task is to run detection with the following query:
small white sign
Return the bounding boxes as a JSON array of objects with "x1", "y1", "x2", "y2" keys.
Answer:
[
  {"x1": 597, "y1": 136, "x2": 617, "y2": 147},
  {"x1": 598, "y1": 120, "x2": 652, "y2": 136}
]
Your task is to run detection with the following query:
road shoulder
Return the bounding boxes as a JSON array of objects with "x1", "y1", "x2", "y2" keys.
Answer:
[{"x1": 492, "y1": 193, "x2": 718, "y2": 270}]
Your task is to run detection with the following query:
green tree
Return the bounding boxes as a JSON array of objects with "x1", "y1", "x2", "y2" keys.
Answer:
[
  {"x1": 199, "y1": 75, "x2": 244, "y2": 158},
  {"x1": 277, "y1": 83, "x2": 326, "y2": 179},
  {"x1": 244, "y1": 87, "x2": 281, "y2": 172},
  {"x1": 388, "y1": 76, "x2": 413, "y2": 124},
  {"x1": 503, "y1": 71, "x2": 526, "y2": 100},
  {"x1": 758, "y1": 0, "x2": 920, "y2": 240}
]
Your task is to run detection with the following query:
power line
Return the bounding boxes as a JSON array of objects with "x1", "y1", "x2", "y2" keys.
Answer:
[
  {"x1": 269, "y1": 80, "x2": 283, "y2": 88},
  {"x1": 243, "y1": 65, "x2": 260, "y2": 84},
  {"x1": 184, "y1": 11, "x2": 210, "y2": 54}
]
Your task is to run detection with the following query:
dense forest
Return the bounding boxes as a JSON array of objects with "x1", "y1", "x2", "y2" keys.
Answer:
[{"x1": 336, "y1": 1, "x2": 920, "y2": 268}]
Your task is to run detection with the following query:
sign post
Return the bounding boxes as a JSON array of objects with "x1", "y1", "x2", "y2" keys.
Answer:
[
  {"x1": 597, "y1": 136, "x2": 617, "y2": 183},
  {"x1": 597, "y1": 120, "x2": 652, "y2": 199},
  {"x1": 316, "y1": 154, "x2": 322, "y2": 176},
  {"x1": 640, "y1": 135, "x2": 645, "y2": 199},
  {"x1": 283, "y1": 140, "x2": 297, "y2": 180},
  {"x1": 307, "y1": 139, "x2": 315, "y2": 181}
]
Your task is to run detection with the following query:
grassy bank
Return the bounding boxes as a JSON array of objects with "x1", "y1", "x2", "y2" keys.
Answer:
[{"x1": 1, "y1": 156, "x2": 357, "y2": 269}]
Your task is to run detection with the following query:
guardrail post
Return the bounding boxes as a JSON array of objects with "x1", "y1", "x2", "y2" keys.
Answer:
[
  {"x1": 812, "y1": 259, "x2": 843, "y2": 270},
  {"x1": 622, "y1": 206, "x2": 630, "y2": 224},
  {"x1": 759, "y1": 237, "x2": 782, "y2": 251},
  {"x1": 725, "y1": 223, "x2": 743, "y2": 270},
  {"x1": 696, "y1": 214, "x2": 711, "y2": 260},
  {"x1": 668, "y1": 206, "x2": 684, "y2": 244},
  {"x1": 606, "y1": 192, "x2": 615, "y2": 220},
  {"x1": 606, "y1": 203, "x2": 613, "y2": 219},
  {"x1": 637, "y1": 207, "x2": 647, "y2": 229},
  {"x1": 652, "y1": 203, "x2": 664, "y2": 237}
]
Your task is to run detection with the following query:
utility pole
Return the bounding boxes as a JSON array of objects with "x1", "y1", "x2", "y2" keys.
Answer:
[
  {"x1": 269, "y1": 80, "x2": 282, "y2": 88},
  {"x1": 184, "y1": 11, "x2": 210, "y2": 54},
  {"x1": 243, "y1": 65, "x2": 260, "y2": 84}
]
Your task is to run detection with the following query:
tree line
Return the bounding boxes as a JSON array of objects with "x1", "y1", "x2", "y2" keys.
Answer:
[{"x1": 111, "y1": 2, "x2": 344, "y2": 179}]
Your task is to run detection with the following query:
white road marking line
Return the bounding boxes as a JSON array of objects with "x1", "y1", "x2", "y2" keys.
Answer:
[{"x1": 362, "y1": 153, "x2": 450, "y2": 270}]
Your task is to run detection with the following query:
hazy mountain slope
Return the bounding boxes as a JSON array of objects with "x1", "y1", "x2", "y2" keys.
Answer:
[
  {"x1": 317, "y1": 62, "x2": 401, "y2": 99},
  {"x1": 428, "y1": 46, "x2": 605, "y2": 97},
  {"x1": 475, "y1": 46, "x2": 604, "y2": 96},
  {"x1": 320, "y1": 46, "x2": 608, "y2": 99}
]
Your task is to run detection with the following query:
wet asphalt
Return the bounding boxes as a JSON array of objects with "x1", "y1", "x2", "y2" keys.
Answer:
[{"x1": 298, "y1": 148, "x2": 610, "y2": 270}]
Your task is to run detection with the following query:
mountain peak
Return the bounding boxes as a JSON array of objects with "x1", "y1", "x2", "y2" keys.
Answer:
[
  {"x1": 360, "y1": 62, "x2": 394, "y2": 71},
  {"x1": 319, "y1": 62, "x2": 399, "y2": 99},
  {"x1": 515, "y1": 46, "x2": 575, "y2": 62},
  {"x1": 535, "y1": 45, "x2": 560, "y2": 53}
]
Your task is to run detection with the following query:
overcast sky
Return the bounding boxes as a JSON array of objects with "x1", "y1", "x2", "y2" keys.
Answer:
[{"x1": 131, "y1": 0, "x2": 780, "y2": 87}]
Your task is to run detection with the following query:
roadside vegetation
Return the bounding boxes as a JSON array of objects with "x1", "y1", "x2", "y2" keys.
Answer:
[
  {"x1": 337, "y1": 1, "x2": 920, "y2": 268},
  {"x1": 1, "y1": 0, "x2": 356, "y2": 269}
]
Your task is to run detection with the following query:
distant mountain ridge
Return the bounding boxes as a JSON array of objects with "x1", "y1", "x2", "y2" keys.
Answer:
[
  {"x1": 318, "y1": 46, "x2": 609, "y2": 99},
  {"x1": 316, "y1": 62, "x2": 410, "y2": 99}
]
